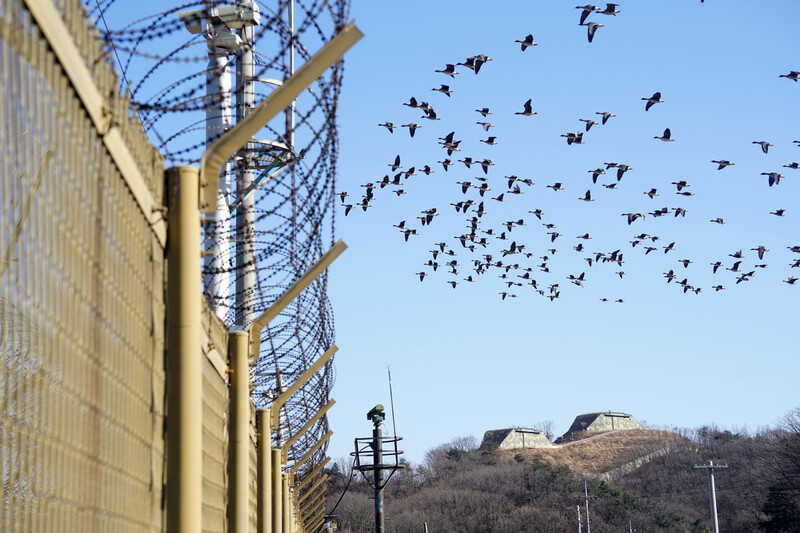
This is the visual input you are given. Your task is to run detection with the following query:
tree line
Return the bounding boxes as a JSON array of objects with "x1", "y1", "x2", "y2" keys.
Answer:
[{"x1": 325, "y1": 408, "x2": 800, "y2": 532}]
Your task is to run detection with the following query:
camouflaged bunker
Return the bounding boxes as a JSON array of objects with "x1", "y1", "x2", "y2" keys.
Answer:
[
  {"x1": 480, "y1": 427, "x2": 554, "y2": 450},
  {"x1": 560, "y1": 411, "x2": 642, "y2": 441}
]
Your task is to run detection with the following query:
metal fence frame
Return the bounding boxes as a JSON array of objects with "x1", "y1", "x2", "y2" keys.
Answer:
[{"x1": 1, "y1": 0, "x2": 358, "y2": 531}]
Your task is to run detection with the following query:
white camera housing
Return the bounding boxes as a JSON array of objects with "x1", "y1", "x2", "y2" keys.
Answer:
[{"x1": 178, "y1": 1, "x2": 260, "y2": 34}]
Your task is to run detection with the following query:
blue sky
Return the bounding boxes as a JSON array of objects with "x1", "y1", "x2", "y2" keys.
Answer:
[
  {"x1": 96, "y1": 0, "x2": 800, "y2": 466},
  {"x1": 324, "y1": 1, "x2": 800, "y2": 465}
]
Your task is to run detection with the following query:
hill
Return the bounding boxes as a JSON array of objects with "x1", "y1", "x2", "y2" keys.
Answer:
[
  {"x1": 326, "y1": 410, "x2": 800, "y2": 532},
  {"x1": 497, "y1": 429, "x2": 686, "y2": 480}
]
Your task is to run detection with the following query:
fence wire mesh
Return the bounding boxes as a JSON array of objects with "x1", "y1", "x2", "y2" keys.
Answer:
[
  {"x1": 1, "y1": 0, "x2": 344, "y2": 529},
  {"x1": 1, "y1": 0, "x2": 166, "y2": 530}
]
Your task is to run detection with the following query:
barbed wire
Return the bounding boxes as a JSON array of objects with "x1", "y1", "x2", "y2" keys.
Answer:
[{"x1": 92, "y1": 0, "x2": 348, "y2": 478}]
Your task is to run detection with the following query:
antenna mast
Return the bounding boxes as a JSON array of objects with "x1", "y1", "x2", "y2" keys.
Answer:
[{"x1": 387, "y1": 366, "x2": 398, "y2": 438}]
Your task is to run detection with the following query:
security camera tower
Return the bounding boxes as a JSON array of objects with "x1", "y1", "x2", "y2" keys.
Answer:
[
  {"x1": 352, "y1": 405, "x2": 405, "y2": 533},
  {"x1": 179, "y1": 2, "x2": 260, "y2": 320}
]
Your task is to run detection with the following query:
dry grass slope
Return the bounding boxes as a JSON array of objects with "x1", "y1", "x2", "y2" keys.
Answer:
[{"x1": 497, "y1": 429, "x2": 687, "y2": 478}]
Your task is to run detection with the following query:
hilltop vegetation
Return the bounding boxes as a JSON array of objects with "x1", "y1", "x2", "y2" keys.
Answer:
[{"x1": 326, "y1": 408, "x2": 800, "y2": 532}]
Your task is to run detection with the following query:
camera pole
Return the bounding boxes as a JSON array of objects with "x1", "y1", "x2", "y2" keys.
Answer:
[
  {"x1": 371, "y1": 409, "x2": 385, "y2": 533},
  {"x1": 352, "y1": 405, "x2": 405, "y2": 533}
]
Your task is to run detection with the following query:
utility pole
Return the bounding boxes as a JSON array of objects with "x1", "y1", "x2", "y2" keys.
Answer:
[
  {"x1": 694, "y1": 460, "x2": 728, "y2": 533},
  {"x1": 583, "y1": 480, "x2": 592, "y2": 533},
  {"x1": 576, "y1": 505, "x2": 582, "y2": 533}
]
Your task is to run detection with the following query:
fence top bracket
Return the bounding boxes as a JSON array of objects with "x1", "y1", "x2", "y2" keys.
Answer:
[{"x1": 199, "y1": 22, "x2": 362, "y2": 212}]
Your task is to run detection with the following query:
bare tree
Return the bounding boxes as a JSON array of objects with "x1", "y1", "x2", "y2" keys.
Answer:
[
  {"x1": 763, "y1": 408, "x2": 800, "y2": 494},
  {"x1": 533, "y1": 419, "x2": 556, "y2": 441},
  {"x1": 449, "y1": 435, "x2": 478, "y2": 452}
]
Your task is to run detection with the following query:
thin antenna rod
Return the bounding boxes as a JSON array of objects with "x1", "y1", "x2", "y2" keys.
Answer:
[{"x1": 387, "y1": 366, "x2": 398, "y2": 438}]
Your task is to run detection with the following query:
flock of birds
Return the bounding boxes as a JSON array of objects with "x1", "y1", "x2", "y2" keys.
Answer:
[{"x1": 340, "y1": 4, "x2": 800, "y2": 302}]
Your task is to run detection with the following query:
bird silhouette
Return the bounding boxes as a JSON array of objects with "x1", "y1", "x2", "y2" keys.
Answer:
[
  {"x1": 598, "y1": 3, "x2": 620, "y2": 15},
  {"x1": 515, "y1": 99, "x2": 537, "y2": 116},
  {"x1": 642, "y1": 91, "x2": 663, "y2": 111},
  {"x1": 434, "y1": 64, "x2": 458, "y2": 78},
  {"x1": 654, "y1": 128, "x2": 674, "y2": 141},
  {"x1": 752, "y1": 246, "x2": 768, "y2": 260},
  {"x1": 515, "y1": 34, "x2": 538, "y2": 51},
  {"x1": 761, "y1": 172, "x2": 784, "y2": 187},
  {"x1": 589, "y1": 168, "x2": 606, "y2": 183},
  {"x1": 561, "y1": 132, "x2": 584, "y2": 145},
  {"x1": 400, "y1": 123, "x2": 421, "y2": 137},
  {"x1": 432, "y1": 84, "x2": 453, "y2": 97},
  {"x1": 596, "y1": 111, "x2": 616, "y2": 124},
  {"x1": 576, "y1": 5, "x2": 600, "y2": 25},
  {"x1": 467, "y1": 54, "x2": 493, "y2": 74},
  {"x1": 422, "y1": 107, "x2": 441, "y2": 121},
  {"x1": 753, "y1": 140, "x2": 773, "y2": 153},
  {"x1": 584, "y1": 21, "x2": 604, "y2": 43},
  {"x1": 616, "y1": 165, "x2": 632, "y2": 180},
  {"x1": 711, "y1": 160, "x2": 734, "y2": 170}
]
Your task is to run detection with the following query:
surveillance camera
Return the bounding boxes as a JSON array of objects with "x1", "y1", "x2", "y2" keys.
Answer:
[
  {"x1": 367, "y1": 404, "x2": 385, "y2": 422},
  {"x1": 205, "y1": 31, "x2": 243, "y2": 51},
  {"x1": 178, "y1": 1, "x2": 260, "y2": 34}
]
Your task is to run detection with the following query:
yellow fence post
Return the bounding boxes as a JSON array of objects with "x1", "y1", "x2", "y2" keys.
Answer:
[
  {"x1": 282, "y1": 474, "x2": 292, "y2": 533},
  {"x1": 258, "y1": 409, "x2": 272, "y2": 533},
  {"x1": 166, "y1": 166, "x2": 203, "y2": 533},
  {"x1": 272, "y1": 448, "x2": 283, "y2": 532},
  {"x1": 229, "y1": 331, "x2": 251, "y2": 533}
]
